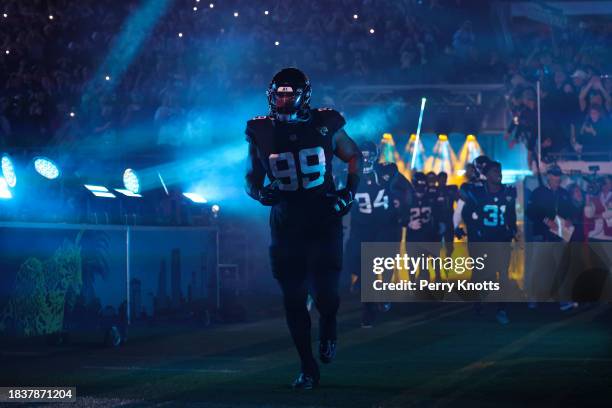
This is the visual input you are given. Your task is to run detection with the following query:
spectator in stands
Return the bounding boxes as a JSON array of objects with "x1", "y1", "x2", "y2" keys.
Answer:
[
  {"x1": 575, "y1": 105, "x2": 612, "y2": 156},
  {"x1": 584, "y1": 176, "x2": 612, "y2": 241},
  {"x1": 452, "y1": 20, "x2": 475, "y2": 59},
  {"x1": 578, "y1": 75, "x2": 612, "y2": 114}
]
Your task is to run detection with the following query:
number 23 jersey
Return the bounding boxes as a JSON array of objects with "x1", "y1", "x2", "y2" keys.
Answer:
[{"x1": 245, "y1": 108, "x2": 345, "y2": 204}]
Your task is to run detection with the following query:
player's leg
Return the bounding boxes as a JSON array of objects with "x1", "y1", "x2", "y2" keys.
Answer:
[
  {"x1": 494, "y1": 243, "x2": 512, "y2": 324},
  {"x1": 312, "y1": 219, "x2": 343, "y2": 364},
  {"x1": 270, "y1": 224, "x2": 319, "y2": 388}
]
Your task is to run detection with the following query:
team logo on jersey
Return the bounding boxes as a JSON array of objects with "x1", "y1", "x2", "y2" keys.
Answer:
[{"x1": 317, "y1": 126, "x2": 329, "y2": 136}]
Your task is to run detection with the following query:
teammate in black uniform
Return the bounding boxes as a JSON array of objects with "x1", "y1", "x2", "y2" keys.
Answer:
[
  {"x1": 463, "y1": 160, "x2": 517, "y2": 324},
  {"x1": 346, "y1": 141, "x2": 400, "y2": 327},
  {"x1": 402, "y1": 172, "x2": 444, "y2": 282},
  {"x1": 454, "y1": 156, "x2": 491, "y2": 240},
  {"x1": 245, "y1": 68, "x2": 362, "y2": 389},
  {"x1": 437, "y1": 171, "x2": 458, "y2": 256}
]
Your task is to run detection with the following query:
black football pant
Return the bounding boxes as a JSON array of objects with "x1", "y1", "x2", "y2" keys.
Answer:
[
  {"x1": 269, "y1": 206, "x2": 343, "y2": 374},
  {"x1": 467, "y1": 241, "x2": 512, "y2": 305}
]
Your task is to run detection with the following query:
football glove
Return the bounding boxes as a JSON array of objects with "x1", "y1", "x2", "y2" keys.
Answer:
[
  {"x1": 258, "y1": 183, "x2": 281, "y2": 206},
  {"x1": 329, "y1": 189, "x2": 354, "y2": 216}
]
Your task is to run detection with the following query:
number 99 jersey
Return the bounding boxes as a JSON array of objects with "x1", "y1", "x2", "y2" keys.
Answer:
[{"x1": 245, "y1": 108, "x2": 345, "y2": 205}]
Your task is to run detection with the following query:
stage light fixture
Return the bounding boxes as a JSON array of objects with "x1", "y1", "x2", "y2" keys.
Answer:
[
  {"x1": 183, "y1": 192, "x2": 207, "y2": 203},
  {"x1": 0, "y1": 178, "x2": 12, "y2": 199},
  {"x1": 233, "y1": 11, "x2": 239, "y2": 17},
  {"x1": 33, "y1": 156, "x2": 60, "y2": 180},
  {"x1": 1, "y1": 154, "x2": 16, "y2": 188},
  {"x1": 369, "y1": 28, "x2": 375, "y2": 34},
  {"x1": 84, "y1": 184, "x2": 116, "y2": 198},
  {"x1": 123, "y1": 168, "x2": 140, "y2": 194}
]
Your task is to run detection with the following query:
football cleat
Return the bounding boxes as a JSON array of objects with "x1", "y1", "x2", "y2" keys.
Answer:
[
  {"x1": 319, "y1": 340, "x2": 337, "y2": 364},
  {"x1": 292, "y1": 372, "x2": 319, "y2": 390}
]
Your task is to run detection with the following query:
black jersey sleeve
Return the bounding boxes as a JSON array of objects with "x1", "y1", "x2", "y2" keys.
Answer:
[
  {"x1": 315, "y1": 108, "x2": 346, "y2": 135},
  {"x1": 245, "y1": 116, "x2": 273, "y2": 144}
]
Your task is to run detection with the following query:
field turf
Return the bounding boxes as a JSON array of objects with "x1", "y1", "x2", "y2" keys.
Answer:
[{"x1": 2, "y1": 301, "x2": 611, "y2": 407}]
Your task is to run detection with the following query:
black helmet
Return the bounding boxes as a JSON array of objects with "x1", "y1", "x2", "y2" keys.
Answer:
[
  {"x1": 413, "y1": 172, "x2": 427, "y2": 194},
  {"x1": 267, "y1": 67, "x2": 311, "y2": 118},
  {"x1": 473, "y1": 155, "x2": 492, "y2": 179},
  {"x1": 359, "y1": 141, "x2": 379, "y2": 173}
]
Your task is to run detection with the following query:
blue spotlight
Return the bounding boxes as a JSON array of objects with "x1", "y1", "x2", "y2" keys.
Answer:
[
  {"x1": 0, "y1": 177, "x2": 12, "y2": 199},
  {"x1": 183, "y1": 192, "x2": 207, "y2": 203},
  {"x1": 33, "y1": 156, "x2": 60, "y2": 180},
  {"x1": 1, "y1": 154, "x2": 16, "y2": 188},
  {"x1": 123, "y1": 168, "x2": 140, "y2": 194}
]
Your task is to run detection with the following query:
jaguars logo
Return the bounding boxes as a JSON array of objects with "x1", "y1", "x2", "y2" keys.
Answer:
[{"x1": 318, "y1": 126, "x2": 329, "y2": 136}]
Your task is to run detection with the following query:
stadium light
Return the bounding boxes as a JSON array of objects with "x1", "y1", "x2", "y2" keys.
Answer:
[
  {"x1": 105, "y1": 75, "x2": 111, "y2": 81},
  {"x1": 353, "y1": 14, "x2": 359, "y2": 19},
  {"x1": 233, "y1": 11, "x2": 239, "y2": 17},
  {"x1": 69, "y1": 111, "x2": 75, "y2": 117},
  {"x1": 178, "y1": 32, "x2": 183, "y2": 38},
  {"x1": 274, "y1": 41, "x2": 280, "y2": 46},
  {"x1": 4, "y1": 49, "x2": 9, "y2": 55},
  {"x1": 193, "y1": 6, "x2": 197, "y2": 11},
  {"x1": 0, "y1": 178, "x2": 11, "y2": 199},
  {"x1": 1, "y1": 154, "x2": 16, "y2": 188},
  {"x1": 115, "y1": 188, "x2": 142, "y2": 198},
  {"x1": 2, "y1": 13, "x2": 7, "y2": 18},
  {"x1": 49, "y1": 15, "x2": 54, "y2": 20},
  {"x1": 123, "y1": 168, "x2": 140, "y2": 194},
  {"x1": 84, "y1": 184, "x2": 116, "y2": 198},
  {"x1": 183, "y1": 192, "x2": 207, "y2": 203},
  {"x1": 264, "y1": 10, "x2": 269, "y2": 15},
  {"x1": 209, "y1": 3, "x2": 214, "y2": 8},
  {"x1": 369, "y1": 28, "x2": 375, "y2": 34},
  {"x1": 33, "y1": 156, "x2": 60, "y2": 179}
]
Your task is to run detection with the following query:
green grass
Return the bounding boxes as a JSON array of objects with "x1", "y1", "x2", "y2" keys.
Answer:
[{"x1": 1, "y1": 301, "x2": 611, "y2": 407}]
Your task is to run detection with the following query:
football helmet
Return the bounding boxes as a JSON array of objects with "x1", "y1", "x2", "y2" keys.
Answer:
[
  {"x1": 473, "y1": 155, "x2": 492, "y2": 180},
  {"x1": 413, "y1": 172, "x2": 427, "y2": 195},
  {"x1": 359, "y1": 141, "x2": 379, "y2": 174},
  {"x1": 267, "y1": 67, "x2": 311, "y2": 120}
]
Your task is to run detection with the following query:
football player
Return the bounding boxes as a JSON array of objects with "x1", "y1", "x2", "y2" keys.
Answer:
[
  {"x1": 245, "y1": 68, "x2": 362, "y2": 389},
  {"x1": 437, "y1": 171, "x2": 458, "y2": 256},
  {"x1": 463, "y1": 160, "x2": 517, "y2": 324},
  {"x1": 402, "y1": 172, "x2": 444, "y2": 283},
  {"x1": 454, "y1": 156, "x2": 491, "y2": 240},
  {"x1": 346, "y1": 141, "x2": 400, "y2": 327}
]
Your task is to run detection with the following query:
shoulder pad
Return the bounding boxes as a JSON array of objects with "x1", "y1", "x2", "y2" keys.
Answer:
[
  {"x1": 245, "y1": 116, "x2": 273, "y2": 143},
  {"x1": 313, "y1": 108, "x2": 346, "y2": 135}
]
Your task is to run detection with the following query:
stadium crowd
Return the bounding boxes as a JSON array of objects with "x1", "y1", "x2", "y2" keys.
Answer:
[
  {"x1": 1, "y1": 0, "x2": 495, "y2": 150},
  {"x1": 503, "y1": 17, "x2": 612, "y2": 162}
]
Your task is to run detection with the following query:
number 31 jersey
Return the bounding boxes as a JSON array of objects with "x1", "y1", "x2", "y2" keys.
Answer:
[
  {"x1": 466, "y1": 185, "x2": 517, "y2": 242},
  {"x1": 245, "y1": 108, "x2": 345, "y2": 204}
]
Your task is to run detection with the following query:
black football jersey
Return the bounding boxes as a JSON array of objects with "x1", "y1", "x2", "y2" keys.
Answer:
[
  {"x1": 352, "y1": 171, "x2": 396, "y2": 229},
  {"x1": 245, "y1": 108, "x2": 345, "y2": 203},
  {"x1": 403, "y1": 191, "x2": 440, "y2": 241},
  {"x1": 466, "y1": 184, "x2": 517, "y2": 242}
]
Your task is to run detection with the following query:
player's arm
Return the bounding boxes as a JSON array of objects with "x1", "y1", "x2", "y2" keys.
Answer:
[
  {"x1": 245, "y1": 141, "x2": 265, "y2": 200},
  {"x1": 245, "y1": 141, "x2": 279, "y2": 205},
  {"x1": 333, "y1": 128, "x2": 362, "y2": 196}
]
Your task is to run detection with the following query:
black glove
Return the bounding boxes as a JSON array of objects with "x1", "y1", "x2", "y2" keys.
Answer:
[
  {"x1": 258, "y1": 183, "x2": 281, "y2": 206},
  {"x1": 328, "y1": 188, "x2": 354, "y2": 216}
]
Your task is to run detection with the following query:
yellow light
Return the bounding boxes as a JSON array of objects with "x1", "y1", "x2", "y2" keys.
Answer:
[
  {"x1": 438, "y1": 134, "x2": 448, "y2": 141},
  {"x1": 466, "y1": 134, "x2": 476, "y2": 141},
  {"x1": 409, "y1": 134, "x2": 416, "y2": 141},
  {"x1": 383, "y1": 133, "x2": 393, "y2": 140}
]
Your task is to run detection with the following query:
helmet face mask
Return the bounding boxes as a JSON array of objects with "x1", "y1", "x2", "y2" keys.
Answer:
[
  {"x1": 268, "y1": 68, "x2": 311, "y2": 121},
  {"x1": 359, "y1": 141, "x2": 379, "y2": 174}
]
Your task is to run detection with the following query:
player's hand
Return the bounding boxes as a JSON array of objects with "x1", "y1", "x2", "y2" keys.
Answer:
[
  {"x1": 329, "y1": 188, "x2": 354, "y2": 216},
  {"x1": 455, "y1": 227, "x2": 466, "y2": 240},
  {"x1": 258, "y1": 183, "x2": 281, "y2": 206}
]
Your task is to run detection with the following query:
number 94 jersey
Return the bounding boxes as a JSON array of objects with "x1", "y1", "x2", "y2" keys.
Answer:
[{"x1": 245, "y1": 108, "x2": 344, "y2": 203}]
